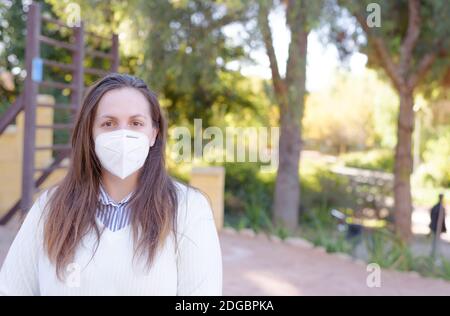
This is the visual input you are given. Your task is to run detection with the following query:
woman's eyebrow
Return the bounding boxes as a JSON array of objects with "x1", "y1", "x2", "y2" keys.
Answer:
[
  {"x1": 99, "y1": 115, "x2": 116, "y2": 120},
  {"x1": 130, "y1": 114, "x2": 148, "y2": 119},
  {"x1": 99, "y1": 114, "x2": 148, "y2": 119}
]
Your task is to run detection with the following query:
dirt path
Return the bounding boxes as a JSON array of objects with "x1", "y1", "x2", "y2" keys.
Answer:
[
  {"x1": 1, "y1": 221, "x2": 450, "y2": 295},
  {"x1": 221, "y1": 230, "x2": 450, "y2": 295}
]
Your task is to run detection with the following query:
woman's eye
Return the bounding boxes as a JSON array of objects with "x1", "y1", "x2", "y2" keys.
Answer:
[
  {"x1": 102, "y1": 121, "x2": 114, "y2": 127},
  {"x1": 132, "y1": 121, "x2": 144, "y2": 127}
]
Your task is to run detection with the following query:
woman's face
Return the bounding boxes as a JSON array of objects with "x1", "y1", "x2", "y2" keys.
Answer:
[{"x1": 92, "y1": 87, "x2": 158, "y2": 145}]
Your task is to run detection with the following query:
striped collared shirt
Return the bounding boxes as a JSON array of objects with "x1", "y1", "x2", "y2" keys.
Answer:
[{"x1": 96, "y1": 184, "x2": 133, "y2": 232}]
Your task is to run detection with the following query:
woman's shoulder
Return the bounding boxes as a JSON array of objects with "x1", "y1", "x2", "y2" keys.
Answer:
[
  {"x1": 9, "y1": 186, "x2": 56, "y2": 247},
  {"x1": 172, "y1": 179, "x2": 214, "y2": 226},
  {"x1": 35, "y1": 186, "x2": 58, "y2": 216}
]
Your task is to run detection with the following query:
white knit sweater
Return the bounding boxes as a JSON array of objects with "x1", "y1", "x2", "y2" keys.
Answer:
[{"x1": 0, "y1": 181, "x2": 222, "y2": 296}]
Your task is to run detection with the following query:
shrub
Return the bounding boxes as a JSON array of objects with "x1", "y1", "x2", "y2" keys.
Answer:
[
  {"x1": 420, "y1": 128, "x2": 450, "y2": 187},
  {"x1": 222, "y1": 162, "x2": 274, "y2": 233},
  {"x1": 300, "y1": 164, "x2": 359, "y2": 218},
  {"x1": 340, "y1": 148, "x2": 394, "y2": 173}
]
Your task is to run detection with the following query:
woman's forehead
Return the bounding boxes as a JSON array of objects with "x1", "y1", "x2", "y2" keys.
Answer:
[{"x1": 96, "y1": 87, "x2": 151, "y2": 117}]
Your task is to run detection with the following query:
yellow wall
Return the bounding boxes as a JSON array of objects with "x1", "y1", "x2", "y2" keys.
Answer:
[{"x1": 0, "y1": 95, "x2": 68, "y2": 217}]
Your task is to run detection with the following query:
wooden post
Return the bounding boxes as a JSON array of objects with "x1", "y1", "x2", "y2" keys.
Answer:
[
  {"x1": 111, "y1": 33, "x2": 119, "y2": 72},
  {"x1": 189, "y1": 166, "x2": 225, "y2": 231},
  {"x1": 21, "y1": 2, "x2": 41, "y2": 215},
  {"x1": 71, "y1": 21, "x2": 84, "y2": 112}
]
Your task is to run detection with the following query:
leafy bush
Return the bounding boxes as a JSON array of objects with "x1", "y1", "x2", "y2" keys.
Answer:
[
  {"x1": 299, "y1": 209, "x2": 355, "y2": 254},
  {"x1": 419, "y1": 128, "x2": 450, "y2": 187},
  {"x1": 222, "y1": 162, "x2": 274, "y2": 233},
  {"x1": 340, "y1": 149, "x2": 394, "y2": 173},
  {"x1": 223, "y1": 160, "x2": 379, "y2": 233},
  {"x1": 354, "y1": 228, "x2": 450, "y2": 281},
  {"x1": 363, "y1": 228, "x2": 415, "y2": 270},
  {"x1": 300, "y1": 163, "x2": 362, "y2": 218}
]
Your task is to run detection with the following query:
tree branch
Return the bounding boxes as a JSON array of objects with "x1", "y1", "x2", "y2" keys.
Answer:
[
  {"x1": 399, "y1": 0, "x2": 421, "y2": 76},
  {"x1": 285, "y1": 0, "x2": 308, "y2": 86},
  {"x1": 257, "y1": 1, "x2": 285, "y2": 99},
  {"x1": 407, "y1": 51, "x2": 437, "y2": 89},
  {"x1": 355, "y1": 13, "x2": 404, "y2": 91}
]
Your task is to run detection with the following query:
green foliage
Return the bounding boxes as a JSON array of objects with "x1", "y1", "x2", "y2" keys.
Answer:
[
  {"x1": 135, "y1": 0, "x2": 256, "y2": 126},
  {"x1": 300, "y1": 208, "x2": 354, "y2": 254},
  {"x1": 329, "y1": 0, "x2": 450, "y2": 92},
  {"x1": 418, "y1": 127, "x2": 450, "y2": 187},
  {"x1": 299, "y1": 209, "x2": 450, "y2": 280},
  {"x1": 45, "y1": 0, "x2": 136, "y2": 85},
  {"x1": 222, "y1": 158, "x2": 386, "y2": 235},
  {"x1": 0, "y1": 0, "x2": 27, "y2": 114},
  {"x1": 363, "y1": 228, "x2": 450, "y2": 280},
  {"x1": 223, "y1": 162, "x2": 274, "y2": 233},
  {"x1": 272, "y1": 225, "x2": 290, "y2": 240},
  {"x1": 340, "y1": 148, "x2": 394, "y2": 173},
  {"x1": 300, "y1": 162, "x2": 357, "y2": 213},
  {"x1": 364, "y1": 228, "x2": 413, "y2": 270},
  {"x1": 225, "y1": 161, "x2": 390, "y2": 227},
  {"x1": 223, "y1": 158, "x2": 366, "y2": 236}
]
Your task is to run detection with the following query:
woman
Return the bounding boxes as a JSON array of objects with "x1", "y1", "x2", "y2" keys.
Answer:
[{"x1": 0, "y1": 73, "x2": 222, "y2": 295}]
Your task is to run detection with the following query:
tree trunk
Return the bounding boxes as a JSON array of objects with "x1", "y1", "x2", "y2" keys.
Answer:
[
  {"x1": 272, "y1": 18, "x2": 308, "y2": 233},
  {"x1": 351, "y1": 0, "x2": 440, "y2": 243},
  {"x1": 393, "y1": 88, "x2": 415, "y2": 241},
  {"x1": 258, "y1": 0, "x2": 309, "y2": 233},
  {"x1": 273, "y1": 112, "x2": 302, "y2": 232}
]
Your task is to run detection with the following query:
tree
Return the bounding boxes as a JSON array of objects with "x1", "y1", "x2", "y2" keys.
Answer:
[
  {"x1": 256, "y1": 0, "x2": 323, "y2": 232},
  {"x1": 0, "y1": 0, "x2": 69, "y2": 113},
  {"x1": 134, "y1": 0, "x2": 256, "y2": 126},
  {"x1": 0, "y1": 0, "x2": 27, "y2": 112},
  {"x1": 330, "y1": 0, "x2": 450, "y2": 240}
]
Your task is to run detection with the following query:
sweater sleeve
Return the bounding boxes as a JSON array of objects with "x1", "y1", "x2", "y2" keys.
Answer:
[
  {"x1": 176, "y1": 187, "x2": 223, "y2": 296},
  {"x1": 0, "y1": 190, "x2": 48, "y2": 296}
]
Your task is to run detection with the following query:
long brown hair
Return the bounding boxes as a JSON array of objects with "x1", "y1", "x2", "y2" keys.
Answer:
[{"x1": 42, "y1": 73, "x2": 179, "y2": 280}]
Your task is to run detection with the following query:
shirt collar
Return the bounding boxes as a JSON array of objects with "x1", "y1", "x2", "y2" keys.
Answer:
[{"x1": 98, "y1": 183, "x2": 134, "y2": 207}]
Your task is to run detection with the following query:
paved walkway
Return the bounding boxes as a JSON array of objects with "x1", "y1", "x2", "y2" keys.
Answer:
[{"x1": 1, "y1": 220, "x2": 450, "y2": 295}]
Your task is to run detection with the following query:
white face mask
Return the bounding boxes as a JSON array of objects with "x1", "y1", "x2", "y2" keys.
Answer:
[{"x1": 94, "y1": 129, "x2": 151, "y2": 179}]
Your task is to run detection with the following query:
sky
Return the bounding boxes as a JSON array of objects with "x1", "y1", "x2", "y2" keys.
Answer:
[{"x1": 223, "y1": 4, "x2": 368, "y2": 92}]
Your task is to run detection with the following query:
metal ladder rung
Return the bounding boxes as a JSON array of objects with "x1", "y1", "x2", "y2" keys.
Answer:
[
  {"x1": 40, "y1": 80, "x2": 77, "y2": 90},
  {"x1": 41, "y1": 58, "x2": 75, "y2": 72},
  {"x1": 36, "y1": 123, "x2": 74, "y2": 130},
  {"x1": 36, "y1": 103, "x2": 77, "y2": 111},
  {"x1": 84, "y1": 67, "x2": 109, "y2": 77},
  {"x1": 85, "y1": 47, "x2": 113, "y2": 60},
  {"x1": 35, "y1": 144, "x2": 71, "y2": 151},
  {"x1": 39, "y1": 35, "x2": 77, "y2": 51}
]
